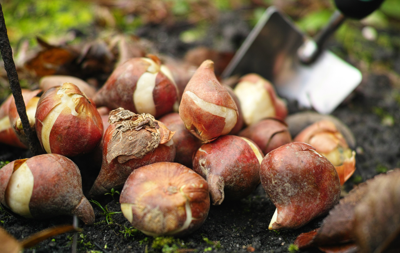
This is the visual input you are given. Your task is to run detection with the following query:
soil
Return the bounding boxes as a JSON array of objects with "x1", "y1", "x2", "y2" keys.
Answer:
[{"x1": 1, "y1": 8, "x2": 400, "y2": 253}]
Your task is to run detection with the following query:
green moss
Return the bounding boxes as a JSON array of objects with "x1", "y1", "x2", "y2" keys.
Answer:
[
  {"x1": 376, "y1": 165, "x2": 388, "y2": 174},
  {"x1": 352, "y1": 175, "x2": 363, "y2": 184},
  {"x1": 152, "y1": 236, "x2": 185, "y2": 253},
  {"x1": 0, "y1": 161, "x2": 10, "y2": 169},
  {"x1": 119, "y1": 226, "x2": 139, "y2": 238},
  {"x1": 296, "y1": 9, "x2": 332, "y2": 35},
  {"x1": 203, "y1": 237, "x2": 221, "y2": 249},
  {"x1": 2, "y1": 0, "x2": 95, "y2": 47},
  {"x1": 372, "y1": 107, "x2": 394, "y2": 127},
  {"x1": 288, "y1": 243, "x2": 299, "y2": 252}
]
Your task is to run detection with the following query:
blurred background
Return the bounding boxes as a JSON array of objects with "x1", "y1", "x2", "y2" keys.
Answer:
[{"x1": 1, "y1": 0, "x2": 400, "y2": 100}]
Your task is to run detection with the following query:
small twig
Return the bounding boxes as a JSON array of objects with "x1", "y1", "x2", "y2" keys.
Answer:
[{"x1": 0, "y1": 4, "x2": 42, "y2": 155}]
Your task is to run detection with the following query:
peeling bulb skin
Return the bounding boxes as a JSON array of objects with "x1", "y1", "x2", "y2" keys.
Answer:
[
  {"x1": 8, "y1": 89, "x2": 42, "y2": 146},
  {"x1": 294, "y1": 120, "x2": 356, "y2": 185},
  {"x1": 179, "y1": 60, "x2": 238, "y2": 143},
  {"x1": 39, "y1": 75, "x2": 96, "y2": 98},
  {"x1": 89, "y1": 108, "x2": 176, "y2": 198},
  {"x1": 233, "y1": 74, "x2": 287, "y2": 125},
  {"x1": 0, "y1": 155, "x2": 95, "y2": 225},
  {"x1": 260, "y1": 142, "x2": 341, "y2": 230},
  {"x1": 35, "y1": 82, "x2": 103, "y2": 157},
  {"x1": 93, "y1": 56, "x2": 178, "y2": 118},
  {"x1": 0, "y1": 91, "x2": 32, "y2": 148},
  {"x1": 192, "y1": 135, "x2": 262, "y2": 205},
  {"x1": 120, "y1": 162, "x2": 210, "y2": 237}
]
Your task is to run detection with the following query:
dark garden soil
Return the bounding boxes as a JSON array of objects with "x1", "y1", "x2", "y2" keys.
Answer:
[{"x1": 1, "y1": 8, "x2": 400, "y2": 253}]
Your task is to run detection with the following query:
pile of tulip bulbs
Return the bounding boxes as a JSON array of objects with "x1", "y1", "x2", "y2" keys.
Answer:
[{"x1": 0, "y1": 54, "x2": 356, "y2": 237}]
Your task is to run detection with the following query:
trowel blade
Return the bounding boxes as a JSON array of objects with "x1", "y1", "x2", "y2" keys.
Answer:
[{"x1": 222, "y1": 7, "x2": 362, "y2": 114}]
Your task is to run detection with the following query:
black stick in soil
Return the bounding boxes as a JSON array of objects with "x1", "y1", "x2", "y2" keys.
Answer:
[{"x1": 0, "y1": 4, "x2": 42, "y2": 155}]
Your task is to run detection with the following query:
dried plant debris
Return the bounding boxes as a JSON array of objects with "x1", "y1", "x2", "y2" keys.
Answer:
[
  {"x1": 24, "y1": 37, "x2": 78, "y2": 77},
  {"x1": 0, "y1": 225, "x2": 78, "y2": 253},
  {"x1": 294, "y1": 169, "x2": 400, "y2": 253},
  {"x1": 107, "y1": 108, "x2": 173, "y2": 163}
]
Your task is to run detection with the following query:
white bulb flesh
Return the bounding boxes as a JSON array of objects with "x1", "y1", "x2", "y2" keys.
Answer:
[
  {"x1": 268, "y1": 208, "x2": 278, "y2": 230},
  {"x1": 185, "y1": 91, "x2": 237, "y2": 135},
  {"x1": 241, "y1": 137, "x2": 264, "y2": 164},
  {"x1": 134, "y1": 72, "x2": 157, "y2": 116},
  {"x1": 142, "y1": 58, "x2": 159, "y2": 73},
  {"x1": 6, "y1": 162, "x2": 34, "y2": 218},
  {"x1": 121, "y1": 203, "x2": 133, "y2": 223},
  {"x1": 41, "y1": 89, "x2": 82, "y2": 153},
  {"x1": 0, "y1": 116, "x2": 11, "y2": 132},
  {"x1": 234, "y1": 80, "x2": 275, "y2": 125}
]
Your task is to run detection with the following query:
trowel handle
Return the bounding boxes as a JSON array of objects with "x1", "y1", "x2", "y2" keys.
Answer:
[
  {"x1": 334, "y1": 0, "x2": 385, "y2": 20},
  {"x1": 299, "y1": 0, "x2": 385, "y2": 64}
]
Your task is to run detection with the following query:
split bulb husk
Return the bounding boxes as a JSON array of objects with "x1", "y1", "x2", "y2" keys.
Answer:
[
  {"x1": 0, "y1": 92, "x2": 30, "y2": 148},
  {"x1": 93, "y1": 55, "x2": 179, "y2": 118},
  {"x1": 8, "y1": 89, "x2": 42, "y2": 147},
  {"x1": 120, "y1": 162, "x2": 210, "y2": 237},
  {"x1": 233, "y1": 74, "x2": 287, "y2": 125},
  {"x1": 88, "y1": 108, "x2": 176, "y2": 198},
  {"x1": 179, "y1": 60, "x2": 239, "y2": 143},
  {"x1": 192, "y1": 135, "x2": 263, "y2": 205},
  {"x1": 260, "y1": 142, "x2": 341, "y2": 230},
  {"x1": 0, "y1": 154, "x2": 95, "y2": 225},
  {"x1": 35, "y1": 82, "x2": 103, "y2": 157},
  {"x1": 294, "y1": 120, "x2": 356, "y2": 185},
  {"x1": 39, "y1": 75, "x2": 96, "y2": 98}
]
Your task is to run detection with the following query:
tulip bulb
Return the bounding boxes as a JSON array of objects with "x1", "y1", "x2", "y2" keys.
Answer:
[
  {"x1": 0, "y1": 154, "x2": 95, "y2": 225},
  {"x1": 179, "y1": 60, "x2": 239, "y2": 143},
  {"x1": 239, "y1": 118, "x2": 291, "y2": 154},
  {"x1": 294, "y1": 120, "x2": 356, "y2": 185},
  {"x1": 35, "y1": 82, "x2": 103, "y2": 157},
  {"x1": 233, "y1": 74, "x2": 287, "y2": 125},
  {"x1": 120, "y1": 162, "x2": 210, "y2": 237},
  {"x1": 192, "y1": 135, "x2": 263, "y2": 205},
  {"x1": 8, "y1": 89, "x2": 42, "y2": 146},
  {"x1": 260, "y1": 142, "x2": 341, "y2": 230},
  {"x1": 93, "y1": 55, "x2": 179, "y2": 118},
  {"x1": 89, "y1": 108, "x2": 176, "y2": 198}
]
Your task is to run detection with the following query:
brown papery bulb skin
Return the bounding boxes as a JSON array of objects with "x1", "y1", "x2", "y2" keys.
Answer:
[
  {"x1": 192, "y1": 135, "x2": 263, "y2": 205},
  {"x1": 0, "y1": 154, "x2": 95, "y2": 225},
  {"x1": 120, "y1": 162, "x2": 210, "y2": 237},
  {"x1": 35, "y1": 82, "x2": 103, "y2": 157},
  {"x1": 260, "y1": 142, "x2": 341, "y2": 230},
  {"x1": 8, "y1": 89, "x2": 42, "y2": 146},
  {"x1": 294, "y1": 120, "x2": 356, "y2": 185},
  {"x1": 239, "y1": 118, "x2": 291, "y2": 154},
  {"x1": 40, "y1": 75, "x2": 96, "y2": 98},
  {"x1": 179, "y1": 60, "x2": 239, "y2": 143},
  {"x1": 89, "y1": 108, "x2": 176, "y2": 198},
  {"x1": 93, "y1": 55, "x2": 179, "y2": 118},
  {"x1": 233, "y1": 73, "x2": 287, "y2": 125},
  {"x1": 159, "y1": 113, "x2": 202, "y2": 168}
]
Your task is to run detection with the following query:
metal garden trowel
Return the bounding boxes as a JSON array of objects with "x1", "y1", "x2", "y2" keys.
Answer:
[{"x1": 222, "y1": 0, "x2": 385, "y2": 114}]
